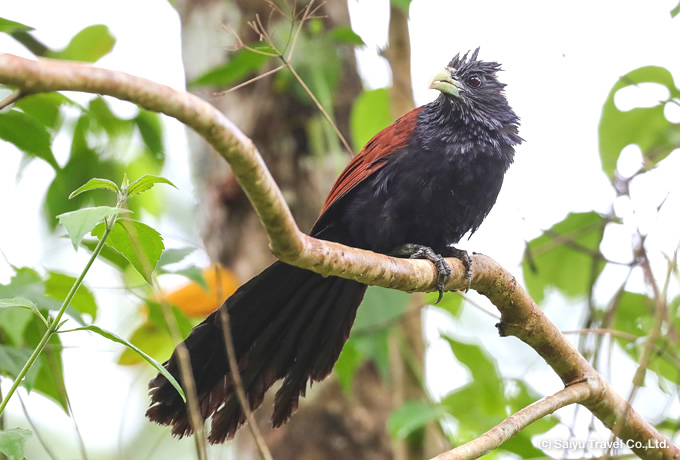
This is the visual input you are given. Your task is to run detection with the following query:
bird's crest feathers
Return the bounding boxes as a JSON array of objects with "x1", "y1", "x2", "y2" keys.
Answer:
[{"x1": 448, "y1": 47, "x2": 502, "y2": 76}]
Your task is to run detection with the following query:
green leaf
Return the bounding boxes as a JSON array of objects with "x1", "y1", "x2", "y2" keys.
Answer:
[
  {"x1": 14, "y1": 92, "x2": 76, "y2": 130},
  {"x1": 444, "y1": 336, "x2": 499, "y2": 381},
  {"x1": 157, "y1": 247, "x2": 195, "y2": 267},
  {"x1": 166, "y1": 266, "x2": 208, "y2": 291},
  {"x1": 49, "y1": 24, "x2": 115, "y2": 63},
  {"x1": 390, "y1": 0, "x2": 412, "y2": 14},
  {"x1": 87, "y1": 97, "x2": 132, "y2": 138},
  {"x1": 190, "y1": 47, "x2": 273, "y2": 88},
  {"x1": 0, "y1": 427, "x2": 32, "y2": 460},
  {"x1": 353, "y1": 286, "x2": 410, "y2": 331},
  {"x1": 327, "y1": 26, "x2": 365, "y2": 46},
  {"x1": 351, "y1": 332, "x2": 391, "y2": 382},
  {"x1": 613, "y1": 292, "x2": 680, "y2": 384},
  {"x1": 522, "y1": 212, "x2": 606, "y2": 303},
  {"x1": 346, "y1": 287, "x2": 411, "y2": 383},
  {"x1": 118, "y1": 323, "x2": 175, "y2": 365},
  {"x1": 80, "y1": 238, "x2": 131, "y2": 271},
  {"x1": 0, "y1": 297, "x2": 44, "y2": 323},
  {"x1": 387, "y1": 401, "x2": 446, "y2": 439},
  {"x1": 443, "y1": 336, "x2": 503, "y2": 410},
  {"x1": 92, "y1": 219, "x2": 164, "y2": 285},
  {"x1": 500, "y1": 431, "x2": 547, "y2": 458},
  {"x1": 614, "y1": 291, "x2": 651, "y2": 339},
  {"x1": 69, "y1": 178, "x2": 119, "y2": 199},
  {"x1": 0, "y1": 109, "x2": 58, "y2": 169},
  {"x1": 334, "y1": 340, "x2": 362, "y2": 393},
  {"x1": 23, "y1": 316, "x2": 68, "y2": 410},
  {"x1": 350, "y1": 88, "x2": 394, "y2": 150},
  {"x1": 44, "y1": 129, "x2": 124, "y2": 230},
  {"x1": 283, "y1": 30, "x2": 342, "y2": 116},
  {"x1": 45, "y1": 272, "x2": 97, "y2": 321},
  {"x1": 512, "y1": 381, "x2": 558, "y2": 434},
  {"x1": 57, "y1": 206, "x2": 127, "y2": 250},
  {"x1": 441, "y1": 384, "x2": 501, "y2": 439},
  {"x1": 0, "y1": 269, "x2": 50, "y2": 342},
  {"x1": 307, "y1": 18, "x2": 324, "y2": 35},
  {"x1": 0, "y1": 267, "x2": 86, "y2": 330},
  {"x1": 0, "y1": 17, "x2": 33, "y2": 34},
  {"x1": 0, "y1": 346, "x2": 33, "y2": 381},
  {"x1": 0, "y1": 308, "x2": 33, "y2": 346},
  {"x1": 123, "y1": 153, "x2": 165, "y2": 216},
  {"x1": 429, "y1": 291, "x2": 464, "y2": 318},
  {"x1": 145, "y1": 299, "x2": 195, "y2": 339},
  {"x1": 495, "y1": 380, "x2": 558, "y2": 458},
  {"x1": 0, "y1": 344, "x2": 42, "y2": 391},
  {"x1": 671, "y1": 1, "x2": 680, "y2": 17},
  {"x1": 0, "y1": 268, "x2": 43, "y2": 298},
  {"x1": 126, "y1": 175, "x2": 177, "y2": 199},
  {"x1": 599, "y1": 66, "x2": 680, "y2": 181},
  {"x1": 134, "y1": 110, "x2": 164, "y2": 159},
  {"x1": 64, "y1": 325, "x2": 185, "y2": 401}
]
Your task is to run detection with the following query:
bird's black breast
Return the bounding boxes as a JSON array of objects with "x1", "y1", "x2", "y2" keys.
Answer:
[
  {"x1": 314, "y1": 99, "x2": 518, "y2": 256},
  {"x1": 341, "y1": 146, "x2": 506, "y2": 253}
]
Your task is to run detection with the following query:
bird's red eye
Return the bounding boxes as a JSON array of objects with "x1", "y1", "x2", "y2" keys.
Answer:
[{"x1": 467, "y1": 76, "x2": 482, "y2": 88}]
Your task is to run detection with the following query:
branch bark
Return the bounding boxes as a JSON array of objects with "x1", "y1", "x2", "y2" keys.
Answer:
[
  {"x1": 1, "y1": 54, "x2": 677, "y2": 460},
  {"x1": 432, "y1": 382, "x2": 593, "y2": 460}
]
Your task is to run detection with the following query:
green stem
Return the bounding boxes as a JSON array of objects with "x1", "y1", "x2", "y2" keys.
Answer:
[{"x1": 0, "y1": 219, "x2": 115, "y2": 416}]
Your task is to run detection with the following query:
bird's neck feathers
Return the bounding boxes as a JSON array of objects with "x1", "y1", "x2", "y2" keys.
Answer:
[{"x1": 416, "y1": 94, "x2": 522, "y2": 167}]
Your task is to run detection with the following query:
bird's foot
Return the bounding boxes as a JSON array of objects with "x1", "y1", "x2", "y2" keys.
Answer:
[
  {"x1": 443, "y1": 244, "x2": 472, "y2": 292},
  {"x1": 391, "y1": 244, "x2": 451, "y2": 304}
]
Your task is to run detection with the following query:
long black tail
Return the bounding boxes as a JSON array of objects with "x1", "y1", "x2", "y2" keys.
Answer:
[{"x1": 146, "y1": 261, "x2": 366, "y2": 443}]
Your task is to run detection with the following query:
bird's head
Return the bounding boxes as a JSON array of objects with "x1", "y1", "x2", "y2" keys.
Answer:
[{"x1": 429, "y1": 48, "x2": 514, "y2": 125}]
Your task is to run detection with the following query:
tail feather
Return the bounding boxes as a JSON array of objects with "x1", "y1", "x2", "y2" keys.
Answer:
[
  {"x1": 271, "y1": 275, "x2": 347, "y2": 427},
  {"x1": 146, "y1": 261, "x2": 366, "y2": 442},
  {"x1": 209, "y1": 273, "x2": 329, "y2": 442},
  {"x1": 310, "y1": 276, "x2": 367, "y2": 382}
]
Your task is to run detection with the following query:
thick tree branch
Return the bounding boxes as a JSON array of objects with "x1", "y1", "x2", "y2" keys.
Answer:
[
  {"x1": 432, "y1": 382, "x2": 594, "y2": 460},
  {"x1": 0, "y1": 54, "x2": 677, "y2": 460}
]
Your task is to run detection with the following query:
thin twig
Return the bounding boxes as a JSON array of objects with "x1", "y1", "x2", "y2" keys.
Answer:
[
  {"x1": 218, "y1": 309, "x2": 273, "y2": 460},
  {"x1": 211, "y1": 64, "x2": 286, "y2": 99},
  {"x1": 431, "y1": 382, "x2": 594, "y2": 460},
  {"x1": 627, "y1": 247, "x2": 671, "y2": 401},
  {"x1": 65, "y1": 394, "x2": 88, "y2": 460},
  {"x1": 153, "y1": 278, "x2": 208, "y2": 460},
  {"x1": 562, "y1": 328, "x2": 680, "y2": 369},
  {"x1": 604, "y1": 235, "x2": 673, "y2": 458},
  {"x1": 456, "y1": 291, "x2": 501, "y2": 319},
  {"x1": 233, "y1": 2, "x2": 354, "y2": 156},
  {"x1": 280, "y1": 56, "x2": 354, "y2": 155},
  {"x1": 286, "y1": 0, "x2": 324, "y2": 61},
  {"x1": 212, "y1": 265, "x2": 271, "y2": 459},
  {"x1": 17, "y1": 392, "x2": 59, "y2": 460},
  {"x1": 118, "y1": 204, "x2": 207, "y2": 458}
]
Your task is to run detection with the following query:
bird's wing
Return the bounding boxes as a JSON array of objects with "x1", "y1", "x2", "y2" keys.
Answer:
[{"x1": 319, "y1": 106, "x2": 421, "y2": 215}]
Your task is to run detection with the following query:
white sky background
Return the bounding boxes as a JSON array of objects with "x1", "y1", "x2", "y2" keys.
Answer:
[{"x1": 1, "y1": 0, "x2": 679, "y2": 458}]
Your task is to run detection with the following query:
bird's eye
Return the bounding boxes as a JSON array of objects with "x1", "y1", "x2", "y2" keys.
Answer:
[{"x1": 467, "y1": 76, "x2": 482, "y2": 88}]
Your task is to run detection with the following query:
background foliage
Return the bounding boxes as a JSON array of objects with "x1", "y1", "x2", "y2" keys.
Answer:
[{"x1": 0, "y1": 1, "x2": 679, "y2": 459}]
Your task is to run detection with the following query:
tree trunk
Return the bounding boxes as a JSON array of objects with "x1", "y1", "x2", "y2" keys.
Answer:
[{"x1": 173, "y1": 1, "x2": 430, "y2": 458}]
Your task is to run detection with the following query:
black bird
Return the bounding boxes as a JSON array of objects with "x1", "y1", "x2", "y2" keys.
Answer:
[{"x1": 147, "y1": 48, "x2": 522, "y2": 443}]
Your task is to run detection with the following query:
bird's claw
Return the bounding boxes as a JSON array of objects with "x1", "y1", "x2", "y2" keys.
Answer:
[
  {"x1": 444, "y1": 245, "x2": 473, "y2": 292},
  {"x1": 392, "y1": 244, "x2": 451, "y2": 304}
]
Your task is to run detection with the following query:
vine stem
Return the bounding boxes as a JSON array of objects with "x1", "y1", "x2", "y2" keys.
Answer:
[{"x1": 0, "y1": 215, "x2": 116, "y2": 416}]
